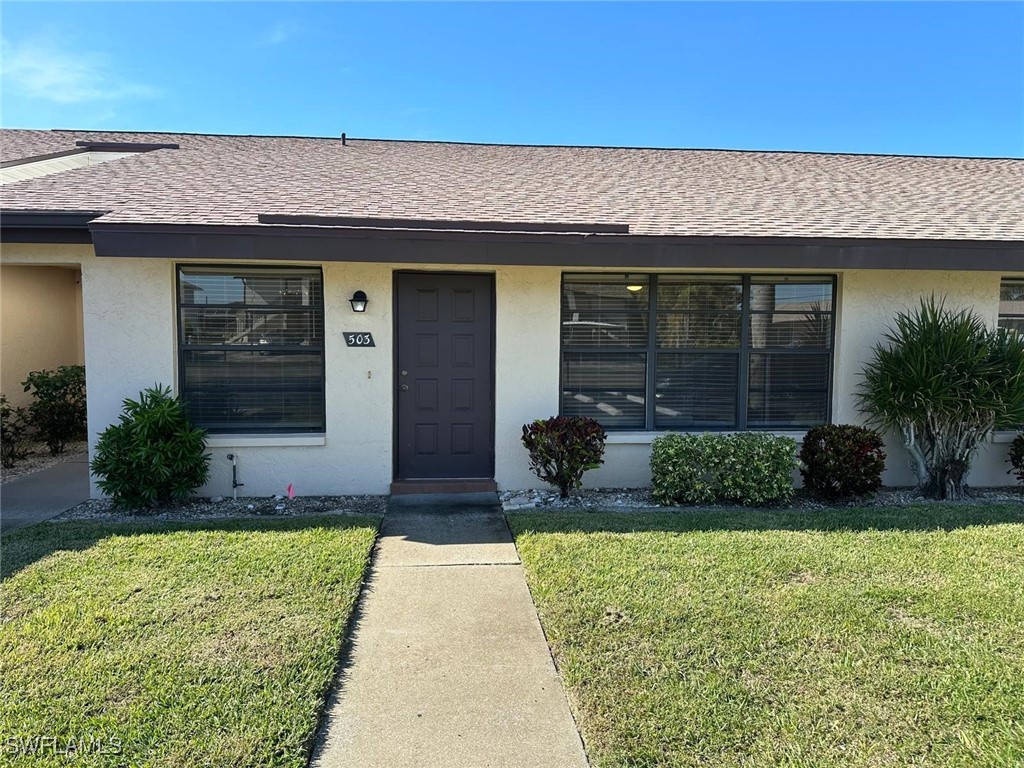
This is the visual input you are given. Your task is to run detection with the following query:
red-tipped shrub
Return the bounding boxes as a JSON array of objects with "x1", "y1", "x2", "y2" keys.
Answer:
[
  {"x1": 521, "y1": 416, "x2": 607, "y2": 498},
  {"x1": 799, "y1": 425, "x2": 886, "y2": 501}
]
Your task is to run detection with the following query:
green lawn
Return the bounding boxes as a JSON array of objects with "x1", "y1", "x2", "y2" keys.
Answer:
[
  {"x1": 0, "y1": 516, "x2": 378, "y2": 767},
  {"x1": 510, "y1": 505, "x2": 1024, "y2": 768}
]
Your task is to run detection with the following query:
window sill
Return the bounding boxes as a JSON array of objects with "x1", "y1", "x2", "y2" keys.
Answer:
[
  {"x1": 605, "y1": 430, "x2": 809, "y2": 445},
  {"x1": 205, "y1": 434, "x2": 326, "y2": 448}
]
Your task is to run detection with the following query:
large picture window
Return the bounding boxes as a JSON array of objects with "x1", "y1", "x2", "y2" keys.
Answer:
[
  {"x1": 177, "y1": 266, "x2": 325, "y2": 433},
  {"x1": 561, "y1": 274, "x2": 835, "y2": 431}
]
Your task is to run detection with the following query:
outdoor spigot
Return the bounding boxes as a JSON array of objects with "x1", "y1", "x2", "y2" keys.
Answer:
[{"x1": 226, "y1": 453, "x2": 243, "y2": 498}]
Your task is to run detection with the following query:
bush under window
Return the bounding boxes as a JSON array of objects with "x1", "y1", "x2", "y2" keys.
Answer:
[
  {"x1": 651, "y1": 432, "x2": 798, "y2": 506},
  {"x1": 799, "y1": 424, "x2": 886, "y2": 501},
  {"x1": 91, "y1": 385, "x2": 210, "y2": 510},
  {"x1": 522, "y1": 416, "x2": 607, "y2": 498}
]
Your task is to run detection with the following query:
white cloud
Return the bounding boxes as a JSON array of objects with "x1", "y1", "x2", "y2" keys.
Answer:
[
  {"x1": 1, "y1": 36, "x2": 158, "y2": 105},
  {"x1": 261, "y1": 22, "x2": 303, "y2": 47}
]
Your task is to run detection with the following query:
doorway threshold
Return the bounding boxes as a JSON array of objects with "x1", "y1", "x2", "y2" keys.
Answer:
[{"x1": 390, "y1": 479, "x2": 498, "y2": 495}]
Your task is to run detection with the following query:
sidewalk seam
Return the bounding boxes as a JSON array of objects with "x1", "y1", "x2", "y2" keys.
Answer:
[{"x1": 378, "y1": 561, "x2": 521, "y2": 569}]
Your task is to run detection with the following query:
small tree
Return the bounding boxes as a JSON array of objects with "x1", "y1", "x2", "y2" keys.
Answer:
[
  {"x1": 22, "y1": 365, "x2": 87, "y2": 455},
  {"x1": 521, "y1": 416, "x2": 607, "y2": 498},
  {"x1": 857, "y1": 297, "x2": 1024, "y2": 500},
  {"x1": 91, "y1": 385, "x2": 210, "y2": 510}
]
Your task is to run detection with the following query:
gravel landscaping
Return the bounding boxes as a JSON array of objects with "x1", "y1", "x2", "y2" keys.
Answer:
[
  {"x1": 0, "y1": 441, "x2": 87, "y2": 484},
  {"x1": 29, "y1": 484, "x2": 1024, "y2": 524},
  {"x1": 500, "y1": 485, "x2": 1023, "y2": 511}
]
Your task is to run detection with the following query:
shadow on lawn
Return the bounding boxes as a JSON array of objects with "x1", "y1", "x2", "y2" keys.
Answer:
[
  {"x1": 508, "y1": 501, "x2": 1024, "y2": 535},
  {"x1": 0, "y1": 514, "x2": 378, "y2": 580}
]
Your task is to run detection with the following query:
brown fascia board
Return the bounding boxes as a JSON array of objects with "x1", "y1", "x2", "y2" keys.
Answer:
[
  {"x1": 87, "y1": 221, "x2": 1024, "y2": 271},
  {"x1": 257, "y1": 213, "x2": 630, "y2": 234},
  {"x1": 0, "y1": 210, "x2": 108, "y2": 244},
  {"x1": 74, "y1": 141, "x2": 180, "y2": 152},
  {"x1": 2, "y1": 209, "x2": 109, "y2": 227}
]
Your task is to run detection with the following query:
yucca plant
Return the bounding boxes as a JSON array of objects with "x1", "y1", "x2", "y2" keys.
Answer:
[{"x1": 857, "y1": 296, "x2": 1024, "y2": 499}]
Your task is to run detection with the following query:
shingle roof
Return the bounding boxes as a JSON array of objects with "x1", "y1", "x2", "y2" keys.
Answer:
[{"x1": 2, "y1": 128, "x2": 1022, "y2": 241}]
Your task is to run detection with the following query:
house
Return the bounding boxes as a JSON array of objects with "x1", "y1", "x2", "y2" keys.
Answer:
[{"x1": 1, "y1": 128, "x2": 1021, "y2": 497}]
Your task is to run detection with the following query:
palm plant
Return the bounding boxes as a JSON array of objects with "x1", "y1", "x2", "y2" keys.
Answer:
[{"x1": 857, "y1": 296, "x2": 1024, "y2": 500}]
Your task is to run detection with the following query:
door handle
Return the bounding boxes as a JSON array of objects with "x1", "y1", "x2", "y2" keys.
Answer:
[{"x1": 400, "y1": 384, "x2": 409, "y2": 391}]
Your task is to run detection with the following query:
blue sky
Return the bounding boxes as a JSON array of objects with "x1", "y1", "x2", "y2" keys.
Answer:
[{"x1": 2, "y1": 2, "x2": 1021, "y2": 157}]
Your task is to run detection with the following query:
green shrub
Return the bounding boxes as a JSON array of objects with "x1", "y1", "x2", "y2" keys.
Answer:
[
  {"x1": 1009, "y1": 434, "x2": 1024, "y2": 487},
  {"x1": 857, "y1": 297, "x2": 1024, "y2": 499},
  {"x1": 91, "y1": 385, "x2": 210, "y2": 510},
  {"x1": 651, "y1": 432, "x2": 798, "y2": 506},
  {"x1": 522, "y1": 416, "x2": 607, "y2": 498},
  {"x1": 0, "y1": 395, "x2": 34, "y2": 469},
  {"x1": 799, "y1": 424, "x2": 886, "y2": 501},
  {"x1": 22, "y1": 365, "x2": 87, "y2": 456}
]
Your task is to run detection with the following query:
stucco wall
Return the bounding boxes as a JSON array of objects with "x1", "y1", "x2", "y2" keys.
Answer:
[
  {"x1": 1, "y1": 244, "x2": 1018, "y2": 496},
  {"x1": 200, "y1": 261, "x2": 395, "y2": 497},
  {"x1": 215, "y1": 262, "x2": 1023, "y2": 494},
  {"x1": 1, "y1": 244, "x2": 175, "y2": 495},
  {"x1": 0, "y1": 264, "x2": 85, "y2": 408},
  {"x1": 834, "y1": 269, "x2": 1019, "y2": 488},
  {"x1": 575, "y1": 267, "x2": 1022, "y2": 491},
  {"x1": 493, "y1": 267, "x2": 562, "y2": 488},
  {"x1": 80, "y1": 256, "x2": 177, "y2": 499},
  {"x1": 196, "y1": 263, "x2": 565, "y2": 496}
]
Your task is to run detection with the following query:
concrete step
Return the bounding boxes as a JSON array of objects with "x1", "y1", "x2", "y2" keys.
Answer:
[{"x1": 390, "y1": 479, "x2": 498, "y2": 495}]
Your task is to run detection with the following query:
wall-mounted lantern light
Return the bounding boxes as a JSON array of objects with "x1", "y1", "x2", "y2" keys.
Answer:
[{"x1": 349, "y1": 290, "x2": 368, "y2": 312}]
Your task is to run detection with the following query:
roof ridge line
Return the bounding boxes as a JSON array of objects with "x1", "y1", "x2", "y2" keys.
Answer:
[
  {"x1": 6, "y1": 128, "x2": 1013, "y2": 161},
  {"x1": 47, "y1": 128, "x2": 341, "y2": 142}
]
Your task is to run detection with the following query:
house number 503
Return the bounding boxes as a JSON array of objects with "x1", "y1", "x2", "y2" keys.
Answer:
[{"x1": 344, "y1": 332, "x2": 376, "y2": 347}]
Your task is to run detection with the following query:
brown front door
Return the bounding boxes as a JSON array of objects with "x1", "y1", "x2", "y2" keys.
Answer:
[{"x1": 395, "y1": 272, "x2": 494, "y2": 480}]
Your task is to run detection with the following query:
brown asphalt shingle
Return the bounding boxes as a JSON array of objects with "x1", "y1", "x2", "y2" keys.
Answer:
[{"x1": 1, "y1": 128, "x2": 1022, "y2": 241}]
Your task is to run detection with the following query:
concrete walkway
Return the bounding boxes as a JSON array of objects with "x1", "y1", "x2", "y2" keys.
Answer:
[
  {"x1": 311, "y1": 502, "x2": 589, "y2": 768},
  {"x1": 1, "y1": 456, "x2": 90, "y2": 532}
]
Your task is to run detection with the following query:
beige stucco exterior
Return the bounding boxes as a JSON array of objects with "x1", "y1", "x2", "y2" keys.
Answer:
[
  {"x1": 834, "y1": 269, "x2": 1015, "y2": 487},
  {"x1": 0, "y1": 262, "x2": 85, "y2": 408},
  {"x1": 1, "y1": 242, "x2": 1020, "y2": 496}
]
